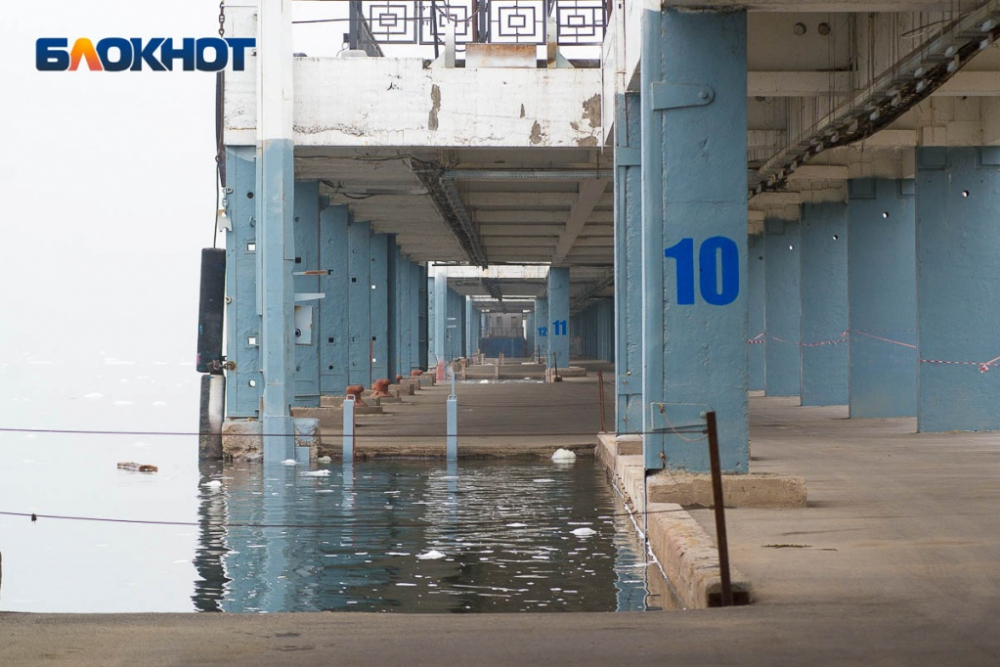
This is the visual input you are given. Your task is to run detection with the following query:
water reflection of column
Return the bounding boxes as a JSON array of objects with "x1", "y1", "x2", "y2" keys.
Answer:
[
  {"x1": 259, "y1": 463, "x2": 296, "y2": 611},
  {"x1": 611, "y1": 507, "x2": 647, "y2": 612},
  {"x1": 192, "y1": 460, "x2": 230, "y2": 612}
]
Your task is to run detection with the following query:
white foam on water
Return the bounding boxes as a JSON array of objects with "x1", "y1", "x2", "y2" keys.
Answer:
[
  {"x1": 281, "y1": 459, "x2": 297, "y2": 466},
  {"x1": 571, "y1": 527, "x2": 597, "y2": 537},
  {"x1": 416, "y1": 550, "x2": 446, "y2": 560},
  {"x1": 301, "y1": 470, "x2": 330, "y2": 477}
]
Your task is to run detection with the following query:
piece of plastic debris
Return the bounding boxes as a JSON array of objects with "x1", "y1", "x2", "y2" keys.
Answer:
[
  {"x1": 317, "y1": 455, "x2": 333, "y2": 464},
  {"x1": 551, "y1": 448, "x2": 577, "y2": 462},
  {"x1": 282, "y1": 459, "x2": 297, "y2": 466},
  {"x1": 571, "y1": 527, "x2": 597, "y2": 537}
]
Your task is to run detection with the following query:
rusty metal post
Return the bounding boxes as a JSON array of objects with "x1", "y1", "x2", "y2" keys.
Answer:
[{"x1": 706, "y1": 411, "x2": 733, "y2": 606}]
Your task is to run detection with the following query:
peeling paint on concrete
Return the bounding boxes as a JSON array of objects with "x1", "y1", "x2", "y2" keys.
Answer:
[
  {"x1": 520, "y1": 104, "x2": 526, "y2": 118},
  {"x1": 576, "y1": 135, "x2": 598, "y2": 147},
  {"x1": 429, "y1": 84, "x2": 441, "y2": 131},
  {"x1": 582, "y1": 94, "x2": 602, "y2": 129},
  {"x1": 530, "y1": 120, "x2": 544, "y2": 145},
  {"x1": 571, "y1": 121, "x2": 580, "y2": 131}
]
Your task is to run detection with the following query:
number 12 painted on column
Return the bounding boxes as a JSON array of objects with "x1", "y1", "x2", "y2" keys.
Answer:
[{"x1": 664, "y1": 236, "x2": 739, "y2": 306}]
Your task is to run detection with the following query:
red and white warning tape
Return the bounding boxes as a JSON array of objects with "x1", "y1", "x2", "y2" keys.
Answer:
[{"x1": 748, "y1": 330, "x2": 1000, "y2": 374}]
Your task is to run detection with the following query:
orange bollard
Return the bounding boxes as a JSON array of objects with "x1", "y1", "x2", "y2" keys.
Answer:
[
  {"x1": 345, "y1": 384, "x2": 367, "y2": 407},
  {"x1": 371, "y1": 378, "x2": 392, "y2": 397}
]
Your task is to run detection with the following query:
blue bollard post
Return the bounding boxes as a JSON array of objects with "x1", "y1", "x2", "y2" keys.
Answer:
[
  {"x1": 446, "y1": 367, "x2": 458, "y2": 461},
  {"x1": 343, "y1": 396, "x2": 355, "y2": 464}
]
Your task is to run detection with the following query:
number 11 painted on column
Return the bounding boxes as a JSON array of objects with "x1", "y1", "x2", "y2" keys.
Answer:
[{"x1": 664, "y1": 236, "x2": 739, "y2": 306}]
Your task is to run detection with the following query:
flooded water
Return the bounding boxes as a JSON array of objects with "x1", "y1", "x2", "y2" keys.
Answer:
[
  {"x1": 194, "y1": 459, "x2": 670, "y2": 613},
  {"x1": 0, "y1": 360, "x2": 673, "y2": 613}
]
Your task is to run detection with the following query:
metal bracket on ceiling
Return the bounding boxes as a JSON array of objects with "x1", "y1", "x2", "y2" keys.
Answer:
[{"x1": 650, "y1": 83, "x2": 716, "y2": 112}]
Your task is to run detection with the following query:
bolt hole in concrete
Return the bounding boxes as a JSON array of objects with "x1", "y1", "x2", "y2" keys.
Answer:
[
  {"x1": 882, "y1": 211, "x2": 890, "y2": 218},
  {"x1": 832, "y1": 235, "x2": 839, "y2": 241},
  {"x1": 962, "y1": 190, "x2": 970, "y2": 197}
]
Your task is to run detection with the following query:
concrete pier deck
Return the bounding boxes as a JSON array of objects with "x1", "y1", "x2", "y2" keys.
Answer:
[
  {"x1": 5, "y1": 392, "x2": 1000, "y2": 665},
  {"x1": 312, "y1": 375, "x2": 610, "y2": 457}
]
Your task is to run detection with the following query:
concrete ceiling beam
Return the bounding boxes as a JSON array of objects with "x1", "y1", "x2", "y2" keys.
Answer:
[
  {"x1": 553, "y1": 180, "x2": 609, "y2": 265},
  {"x1": 749, "y1": 71, "x2": 852, "y2": 97}
]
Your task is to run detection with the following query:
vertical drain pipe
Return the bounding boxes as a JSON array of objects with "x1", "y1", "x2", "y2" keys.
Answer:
[
  {"x1": 343, "y1": 396, "x2": 355, "y2": 464},
  {"x1": 446, "y1": 365, "x2": 458, "y2": 461}
]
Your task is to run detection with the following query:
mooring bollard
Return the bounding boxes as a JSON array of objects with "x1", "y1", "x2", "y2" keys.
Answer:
[
  {"x1": 446, "y1": 367, "x2": 458, "y2": 461},
  {"x1": 343, "y1": 396, "x2": 355, "y2": 464}
]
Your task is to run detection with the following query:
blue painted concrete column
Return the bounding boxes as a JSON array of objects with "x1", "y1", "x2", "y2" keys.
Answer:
[
  {"x1": 407, "y1": 260, "x2": 421, "y2": 373},
  {"x1": 347, "y1": 219, "x2": 371, "y2": 386},
  {"x1": 916, "y1": 147, "x2": 1000, "y2": 431},
  {"x1": 387, "y1": 239, "x2": 401, "y2": 380},
  {"x1": 465, "y1": 297, "x2": 480, "y2": 358},
  {"x1": 599, "y1": 299, "x2": 614, "y2": 362},
  {"x1": 258, "y1": 138, "x2": 296, "y2": 462},
  {"x1": 446, "y1": 287, "x2": 464, "y2": 361},
  {"x1": 763, "y1": 220, "x2": 801, "y2": 397},
  {"x1": 614, "y1": 92, "x2": 643, "y2": 433},
  {"x1": 417, "y1": 264, "x2": 429, "y2": 371},
  {"x1": 432, "y1": 270, "x2": 447, "y2": 365},
  {"x1": 547, "y1": 267, "x2": 571, "y2": 370},
  {"x1": 534, "y1": 298, "x2": 548, "y2": 360},
  {"x1": 369, "y1": 234, "x2": 389, "y2": 382},
  {"x1": 292, "y1": 181, "x2": 321, "y2": 407},
  {"x1": 641, "y1": 8, "x2": 748, "y2": 473},
  {"x1": 848, "y1": 178, "x2": 917, "y2": 418},
  {"x1": 800, "y1": 202, "x2": 848, "y2": 406},
  {"x1": 318, "y1": 204, "x2": 349, "y2": 394},
  {"x1": 525, "y1": 311, "x2": 535, "y2": 354},
  {"x1": 747, "y1": 234, "x2": 765, "y2": 392},
  {"x1": 224, "y1": 147, "x2": 261, "y2": 418}
]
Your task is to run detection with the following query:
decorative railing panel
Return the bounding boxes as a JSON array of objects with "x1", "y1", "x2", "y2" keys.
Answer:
[{"x1": 359, "y1": 0, "x2": 607, "y2": 51}]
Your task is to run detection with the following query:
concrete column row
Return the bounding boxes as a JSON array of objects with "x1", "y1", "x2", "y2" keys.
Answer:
[
  {"x1": 428, "y1": 271, "x2": 469, "y2": 364},
  {"x1": 751, "y1": 148, "x2": 1000, "y2": 433},
  {"x1": 571, "y1": 299, "x2": 614, "y2": 362},
  {"x1": 224, "y1": 176, "x2": 428, "y2": 417}
]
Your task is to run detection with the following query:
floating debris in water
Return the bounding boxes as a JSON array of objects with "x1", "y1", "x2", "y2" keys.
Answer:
[
  {"x1": 117, "y1": 462, "x2": 158, "y2": 473},
  {"x1": 281, "y1": 459, "x2": 297, "y2": 466},
  {"x1": 202, "y1": 480, "x2": 223, "y2": 488},
  {"x1": 571, "y1": 527, "x2": 597, "y2": 537},
  {"x1": 317, "y1": 456, "x2": 332, "y2": 464},
  {"x1": 416, "y1": 550, "x2": 446, "y2": 560},
  {"x1": 301, "y1": 470, "x2": 331, "y2": 477},
  {"x1": 551, "y1": 448, "x2": 577, "y2": 462}
]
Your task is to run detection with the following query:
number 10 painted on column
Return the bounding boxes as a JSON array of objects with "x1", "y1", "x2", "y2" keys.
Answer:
[{"x1": 664, "y1": 236, "x2": 739, "y2": 306}]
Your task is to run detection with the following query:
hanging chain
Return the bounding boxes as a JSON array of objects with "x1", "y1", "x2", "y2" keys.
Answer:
[{"x1": 218, "y1": 1, "x2": 226, "y2": 38}]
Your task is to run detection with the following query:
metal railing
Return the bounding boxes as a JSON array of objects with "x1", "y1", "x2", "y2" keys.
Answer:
[{"x1": 350, "y1": 0, "x2": 609, "y2": 54}]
